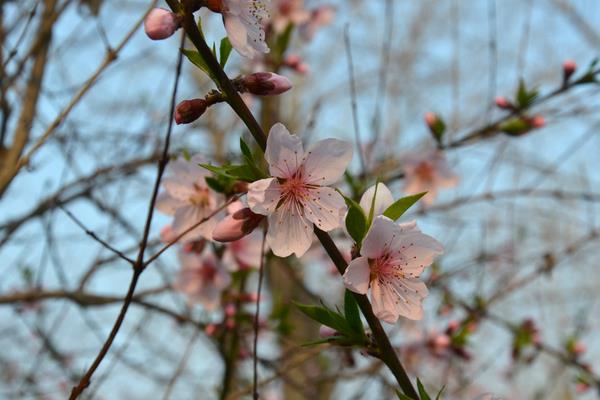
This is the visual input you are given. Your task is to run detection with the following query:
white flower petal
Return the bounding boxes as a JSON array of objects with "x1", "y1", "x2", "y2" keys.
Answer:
[
  {"x1": 247, "y1": 178, "x2": 281, "y2": 215},
  {"x1": 359, "y1": 183, "x2": 394, "y2": 216},
  {"x1": 155, "y1": 192, "x2": 185, "y2": 216},
  {"x1": 303, "y1": 138, "x2": 353, "y2": 185},
  {"x1": 370, "y1": 280, "x2": 400, "y2": 324},
  {"x1": 266, "y1": 210, "x2": 313, "y2": 257},
  {"x1": 389, "y1": 231, "x2": 443, "y2": 277},
  {"x1": 265, "y1": 123, "x2": 304, "y2": 178},
  {"x1": 173, "y1": 205, "x2": 218, "y2": 241},
  {"x1": 224, "y1": 15, "x2": 256, "y2": 59},
  {"x1": 304, "y1": 187, "x2": 346, "y2": 231},
  {"x1": 360, "y1": 215, "x2": 397, "y2": 259},
  {"x1": 162, "y1": 177, "x2": 196, "y2": 200},
  {"x1": 343, "y1": 257, "x2": 370, "y2": 294}
]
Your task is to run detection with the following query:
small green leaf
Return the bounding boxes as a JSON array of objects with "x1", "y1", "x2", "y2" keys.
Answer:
[
  {"x1": 344, "y1": 197, "x2": 367, "y2": 244},
  {"x1": 344, "y1": 290, "x2": 364, "y2": 337},
  {"x1": 301, "y1": 336, "x2": 345, "y2": 347},
  {"x1": 516, "y1": 79, "x2": 539, "y2": 108},
  {"x1": 273, "y1": 23, "x2": 294, "y2": 61},
  {"x1": 219, "y1": 37, "x2": 233, "y2": 68},
  {"x1": 367, "y1": 181, "x2": 380, "y2": 227},
  {"x1": 382, "y1": 192, "x2": 427, "y2": 221},
  {"x1": 499, "y1": 117, "x2": 531, "y2": 136},
  {"x1": 182, "y1": 148, "x2": 191, "y2": 161},
  {"x1": 205, "y1": 176, "x2": 225, "y2": 193},
  {"x1": 239, "y1": 137, "x2": 254, "y2": 163},
  {"x1": 181, "y1": 49, "x2": 217, "y2": 83},
  {"x1": 417, "y1": 379, "x2": 432, "y2": 400},
  {"x1": 396, "y1": 390, "x2": 417, "y2": 400},
  {"x1": 295, "y1": 302, "x2": 350, "y2": 335}
]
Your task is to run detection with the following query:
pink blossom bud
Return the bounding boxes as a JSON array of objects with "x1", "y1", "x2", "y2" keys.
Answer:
[
  {"x1": 432, "y1": 333, "x2": 451, "y2": 351},
  {"x1": 563, "y1": 59, "x2": 577, "y2": 81},
  {"x1": 225, "y1": 318, "x2": 235, "y2": 329},
  {"x1": 242, "y1": 72, "x2": 292, "y2": 96},
  {"x1": 530, "y1": 115, "x2": 545, "y2": 128},
  {"x1": 424, "y1": 112, "x2": 438, "y2": 129},
  {"x1": 319, "y1": 325, "x2": 337, "y2": 338},
  {"x1": 225, "y1": 303, "x2": 236, "y2": 317},
  {"x1": 295, "y1": 63, "x2": 310, "y2": 74},
  {"x1": 573, "y1": 341, "x2": 586, "y2": 356},
  {"x1": 575, "y1": 382, "x2": 590, "y2": 394},
  {"x1": 174, "y1": 99, "x2": 208, "y2": 124},
  {"x1": 144, "y1": 8, "x2": 180, "y2": 40},
  {"x1": 495, "y1": 96, "x2": 511, "y2": 109},
  {"x1": 205, "y1": 0, "x2": 224, "y2": 13},
  {"x1": 447, "y1": 320, "x2": 460, "y2": 334},
  {"x1": 212, "y1": 207, "x2": 264, "y2": 242},
  {"x1": 205, "y1": 323, "x2": 217, "y2": 336},
  {"x1": 285, "y1": 54, "x2": 301, "y2": 66}
]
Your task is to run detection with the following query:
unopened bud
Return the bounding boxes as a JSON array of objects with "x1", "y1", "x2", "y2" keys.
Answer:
[
  {"x1": 530, "y1": 115, "x2": 545, "y2": 128},
  {"x1": 424, "y1": 112, "x2": 446, "y2": 145},
  {"x1": 205, "y1": 323, "x2": 217, "y2": 336},
  {"x1": 212, "y1": 207, "x2": 264, "y2": 242},
  {"x1": 424, "y1": 112, "x2": 438, "y2": 128},
  {"x1": 242, "y1": 72, "x2": 292, "y2": 96},
  {"x1": 225, "y1": 318, "x2": 235, "y2": 329},
  {"x1": 174, "y1": 99, "x2": 208, "y2": 124},
  {"x1": 495, "y1": 96, "x2": 511, "y2": 109},
  {"x1": 144, "y1": 8, "x2": 180, "y2": 40},
  {"x1": 319, "y1": 325, "x2": 337, "y2": 338},
  {"x1": 563, "y1": 59, "x2": 577, "y2": 82}
]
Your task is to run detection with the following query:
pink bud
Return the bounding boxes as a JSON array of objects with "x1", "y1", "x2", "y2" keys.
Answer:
[
  {"x1": 424, "y1": 112, "x2": 438, "y2": 128},
  {"x1": 573, "y1": 341, "x2": 586, "y2": 355},
  {"x1": 575, "y1": 382, "x2": 590, "y2": 394},
  {"x1": 319, "y1": 325, "x2": 337, "y2": 338},
  {"x1": 205, "y1": 323, "x2": 217, "y2": 336},
  {"x1": 495, "y1": 96, "x2": 511, "y2": 109},
  {"x1": 144, "y1": 8, "x2": 180, "y2": 40},
  {"x1": 285, "y1": 54, "x2": 301, "y2": 66},
  {"x1": 204, "y1": 0, "x2": 224, "y2": 13},
  {"x1": 212, "y1": 207, "x2": 264, "y2": 242},
  {"x1": 243, "y1": 72, "x2": 293, "y2": 96},
  {"x1": 225, "y1": 318, "x2": 235, "y2": 330},
  {"x1": 225, "y1": 303, "x2": 236, "y2": 317},
  {"x1": 530, "y1": 115, "x2": 545, "y2": 128},
  {"x1": 432, "y1": 333, "x2": 451, "y2": 350},
  {"x1": 174, "y1": 99, "x2": 208, "y2": 124},
  {"x1": 446, "y1": 320, "x2": 460, "y2": 334},
  {"x1": 295, "y1": 63, "x2": 310, "y2": 74},
  {"x1": 563, "y1": 59, "x2": 577, "y2": 81}
]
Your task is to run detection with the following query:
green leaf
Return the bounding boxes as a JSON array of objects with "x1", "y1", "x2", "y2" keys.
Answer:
[
  {"x1": 295, "y1": 302, "x2": 350, "y2": 335},
  {"x1": 344, "y1": 290, "x2": 364, "y2": 337},
  {"x1": 344, "y1": 196, "x2": 367, "y2": 244},
  {"x1": 273, "y1": 23, "x2": 294, "y2": 60},
  {"x1": 205, "y1": 176, "x2": 225, "y2": 193},
  {"x1": 181, "y1": 49, "x2": 217, "y2": 84},
  {"x1": 301, "y1": 336, "x2": 345, "y2": 347},
  {"x1": 219, "y1": 37, "x2": 233, "y2": 68},
  {"x1": 382, "y1": 192, "x2": 427, "y2": 221},
  {"x1": 396, "y1": 390, "x2": 417, "y2": 400},
  {"x1": 182, "y1": 148, "x2": 191, "y2": 161},
  {"x1": 499, "y1": 117, "x2": 531, "y2": 136},
  {"x1": 239, "y1": 137, "x2": 254, "y2": 163},
  {"x1": 417, "y1": 379, "x2": 432, "y2": 400},
  {"x1": 427, "y1": 114, "x2": 446, "y2": 146},
  {"x1": 516, "y1": 79, "x2": 539, "y2": 108},
  {"x1": 367, "y1": 181, "x2": 380, "y2": 227}
]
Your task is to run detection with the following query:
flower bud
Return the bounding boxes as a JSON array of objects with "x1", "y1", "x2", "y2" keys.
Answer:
[
  {"x1": 144, "y1": 8, "x2": 180, "y2": 40},
  {"x1": 530, "y1": 115, "x2": 545, "y2": 128},
  {"x1": 205, "y1": 323, "x2": 218, "y2": 336},
  {"x1": 242, "y1": 72, "x2": 292, "y2": 96},
  {"x1": 495, "y1": 96, "x2": 511, "y2": 109},
  {"x1": 424, "y1": 112, "x2": 438, "y2": 129},
  {"x1": 224, "y1": 303, "x2": 236, "y2": 317},
  {"x1": 174, "y1": 99, "x2": 208, "y2": 124},
  {"x1": 212, "y1": 207, "x2": 264, "y2": 242},
  {"x1": 205, "y1": 0, "x2": 224, "y2": 13},
  {"x1": 563, "y1": 59, "x2": 577, "y2": 82},
  {"x1": 318, "y1": 325, "x2": 337, "y2": 338}
]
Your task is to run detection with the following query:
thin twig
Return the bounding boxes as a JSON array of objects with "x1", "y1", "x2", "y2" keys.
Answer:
[{"x1": 253, "y1": 229, "x2": 267, "y2": 400}]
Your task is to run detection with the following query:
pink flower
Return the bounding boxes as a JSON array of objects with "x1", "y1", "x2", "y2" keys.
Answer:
[
  {"x1": 343, "y1": 216, "x2": 443, "y2": 323},
  {"x1": 248, "y1": 123, "x2": 353, "y2": 257},
  {"x1": 222, "y1": 0, "x2": 270, "y2": 59},
  {"x1": 144, "y1": 8, "x2": 180, "y2": 40},
  {"x1": 175, "y1": 251, "x2": 231, "y2": 310},
  {"x1": 299, "y1": 6, "x2": 335, "y2": 41},
  {"x1": 402, "y1": 149, "x2": 459, "y2": 206},
  {"x1": 242, "y1": 72, "x2": 292, "y2": 95},
  {"x1": 156, "y1": 154, "x2": 222, "y2": 241},
  {"x1": 271, "y1": 0, "x2": 311, "y2": 33}
]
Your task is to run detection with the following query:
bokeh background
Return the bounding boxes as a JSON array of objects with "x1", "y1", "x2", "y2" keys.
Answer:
[{"x1": 1, "y1": 0, "x2": 600, "y2": 399}]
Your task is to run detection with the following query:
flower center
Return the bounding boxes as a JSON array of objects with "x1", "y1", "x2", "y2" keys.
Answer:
[
  {"x1": 369, "y1": 253, "x2": 404, "y2": 282},
  {"x1": 414, "y1": 161, "x2": 435, "y2": 182},
  {"x1": 189, "y1": 183, "x2": 210, "y2": 207},
  {"x1": 278, "y1": 171, "x2": 312, "y2": 211}
]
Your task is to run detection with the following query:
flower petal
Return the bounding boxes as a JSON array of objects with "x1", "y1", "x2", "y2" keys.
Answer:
[
  {"x1": 266, "y1": 210, "x2": 313, "y2": 257},
  {"x1": 359, "y1": 183, "x2": 394, "y2": 216},
  {"x1": 224, "y1": 14, "x2": 257, "y2": 59},
  {"x1": 173, "y1": 205, "x2": 218, "y2": 241},
  {"x1": 370, "y1": 279, "x2": 400, "y2": 324},
  {"x1": 303, "y1": 138, "x2": 353, "y2": 185},
  {"x1": 264, "y1": 123, "x2": 304, "y2": 178},
  {"x1": 389, "y1": 231, "x2": 443, "y2": 277},
  {"x1": 162, "y1": 177, "x2": 196, "y2": 200},
  {"x1": 247, "y1": 178, "x2": 281, "y2": 216},
  {"x1": 155, "y1": 192, "x2": 185, "y2": 216},
  {"x1": 343, "y1": 257, "x2": 370, "y2": 294},
  {"x1": 360, "y1": 215, "x2": 397, "y2": 259},
  {"x1": 304, "y1": 187, "x2": 346, "y2": 231}
]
